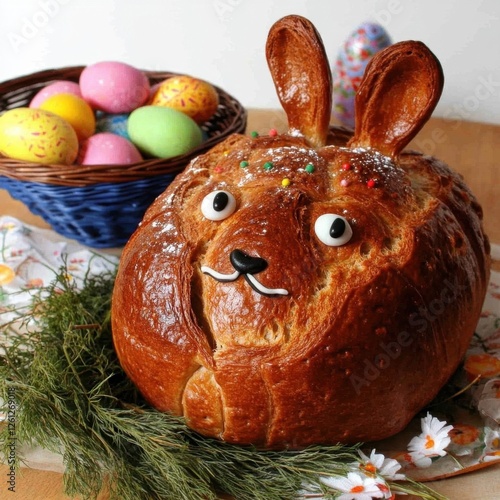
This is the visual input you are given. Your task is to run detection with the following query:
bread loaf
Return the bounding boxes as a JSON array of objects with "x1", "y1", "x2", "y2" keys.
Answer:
[{"x1": 111, "y1": 16, "x2": 490, "y2": 448}]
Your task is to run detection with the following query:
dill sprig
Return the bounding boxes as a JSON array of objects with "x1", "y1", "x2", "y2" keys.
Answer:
[{"x1": 0, "y1": 271, "x2": 445, "y2": 499}]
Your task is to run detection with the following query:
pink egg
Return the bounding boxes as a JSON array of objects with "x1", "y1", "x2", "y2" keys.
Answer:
[
  {"x1": 80, "y1": 61, "x2": 150, "y2": 113},
  {"x1": 29, "y1": 80, "x2": 82, "y2": 108},
  {"x1": 78, "y1": 132, "x2": 143, "y2": 165}
]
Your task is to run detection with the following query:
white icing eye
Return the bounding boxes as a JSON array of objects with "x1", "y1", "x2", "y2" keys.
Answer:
[
  {"x1": 314, "y1": 214, "x2": 353, "y2": 246},
  {"x1": 201, "y1": 190, "x2": 237, "y2": 221}
]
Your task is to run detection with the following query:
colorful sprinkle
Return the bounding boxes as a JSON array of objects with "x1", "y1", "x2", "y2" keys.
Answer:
[
  {"x1": 269, "y1": 128, "x2": 278, "y2": 137},
  {"x1": 223, "y1": 150, "x2": 230, "y2": 156},
  {"x1": 342, "y1": 162, "x2": 351, "y2": 171},
  {"x1": 263, "y1": 161, "x2": 274, "y2": 171},
  {"x1": 214, "y1": 165, "x2": 223, "y2": 173},
  {"x1": 281, "y1": 178, "x2": 291, "y2": 187},
  {"x1": 340, "y1": 179, "x2": 350, "y2": 187},
  {"x1": 305, "y1": 163, "x2": 315, "y2": 173},
  {"x1": 251, "y1": 131, "x2": 259, "y2": 138},
  {"x1": 240, "y1": 160, "x2": 249, "y2": 168},
  {"x1": 367, "y1": 178, "x2": 377, "y2": 188}
]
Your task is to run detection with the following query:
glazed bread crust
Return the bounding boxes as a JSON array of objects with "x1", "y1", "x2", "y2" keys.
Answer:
[
  {"x1": 111, "y1": 16, "x2": 490, "y2": 448},
  {"x1": 112, "y1": 131, "x2": 490, "y2": 448}
]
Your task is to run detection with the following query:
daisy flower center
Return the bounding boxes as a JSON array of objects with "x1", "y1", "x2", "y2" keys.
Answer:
[
  {"x1": 362, "y1": 463, "x2": 377, "y2": 475},
  {"x1": 425, "y1": 435, "x2": 435, "y2": 449},
  {"x1": 351, "y1": 485, "x2": 365, "y2": 493}
]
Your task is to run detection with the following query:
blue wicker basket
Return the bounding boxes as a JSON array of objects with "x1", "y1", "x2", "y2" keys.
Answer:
[{"x1": 0, "y1": 66, "x2": 247, "y2": 248}]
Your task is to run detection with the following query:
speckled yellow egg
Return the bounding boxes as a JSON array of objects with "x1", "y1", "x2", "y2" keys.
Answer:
[
  {"x1": 0, "y1": 108, "x2": 79, "y2": 165},
  {"x1": 39, "y1": 93, "x2": 96, "y2": 141},
  {"x1": 150, "y1": 75, "x2": 219, "y2": 124}
]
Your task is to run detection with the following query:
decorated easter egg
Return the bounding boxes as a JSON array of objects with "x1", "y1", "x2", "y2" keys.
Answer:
[
  {"x1": 80, "y1": 61, "x2": 150, "y2": 114},
  {"x1": 39, "y1": 93, "x2": 96, "y2": 141},
  {"x1": 150, "y1": 75, "x2": 219, "y2": 124},
  {"x1": 0, "y1": 108, "x2": 78, "y2": 165},
  {"x1": 95, "y1": 112, "x2": 130, "y2": 140},
  {"x1": 29, "y1": 80, "x2": 82, "y2": 108},
  {"x1": 332, "y1": 22, "x2": 392, "y2": 128},
  {"x1": 128, "y1": 106, "x2": 203, "y2": 159},
  {"x1": 78, "y1": 132, "x2": 142, "y2": 165}
]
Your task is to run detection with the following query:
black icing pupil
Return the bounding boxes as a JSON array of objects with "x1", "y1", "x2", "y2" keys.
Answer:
[
  {"x1": 330, "y1": 217, "x2": 346, "y2": 239},
  {"x1": 213, "y1": 192, "x2": 229, "y2": 212}
]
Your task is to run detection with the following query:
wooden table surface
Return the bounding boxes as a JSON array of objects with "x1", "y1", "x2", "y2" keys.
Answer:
[{"x1": 1, "y1": 109, "x2": 499, "y2": 499}]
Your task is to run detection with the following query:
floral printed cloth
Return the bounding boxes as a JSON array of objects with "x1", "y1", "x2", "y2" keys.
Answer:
[
  {"x1": 0, "y1": 216, "x2": 118, "y2": 337},
  {"x1": 0, "y1": 215, "x2": 499, "y2": 484}
]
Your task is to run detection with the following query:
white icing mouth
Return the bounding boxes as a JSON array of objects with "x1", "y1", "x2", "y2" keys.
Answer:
[
  {"x1": 201, "y1": 265, "x2": 289, "y2": 297},
  {"x1": 244, "y1": 273, "x2": 288, "y2": 296},
  {"x1": 200, "y1": 266, "x2": 239, "y2": 282}
]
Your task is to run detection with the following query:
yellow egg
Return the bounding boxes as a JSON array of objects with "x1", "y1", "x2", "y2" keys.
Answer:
[
  {"x1": 0, "y1": 107, "x2": 79, "y2": 165},
  {"x1": 39, "y1": 93, "x2": 95, "y2": 140},
  {"x1": 150, "y1": 75, "x2": 219, "y2": 124}
]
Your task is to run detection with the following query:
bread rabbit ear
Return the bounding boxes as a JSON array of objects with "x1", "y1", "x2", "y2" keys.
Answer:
[
  {"x1": 348, "y1": 40, "x2": 444, "y2": 158},
  {"x1": 266, "y1": 15, "x2": 332, "y2": 148}
]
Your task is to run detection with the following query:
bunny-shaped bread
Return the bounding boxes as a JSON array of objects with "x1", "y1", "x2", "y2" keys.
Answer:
[{"x1": 112, "y1": 16, "x2": 490, "y2": 448}]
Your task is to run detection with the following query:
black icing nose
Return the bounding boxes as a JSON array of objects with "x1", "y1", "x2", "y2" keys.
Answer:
[{"x1": 230, "y1": 249, "x2": 268, "y2": 275}]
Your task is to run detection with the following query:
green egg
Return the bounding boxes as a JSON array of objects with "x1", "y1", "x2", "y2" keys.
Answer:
[{"x1": 127, "y1": 105, "x2": 203, "y2": 159}]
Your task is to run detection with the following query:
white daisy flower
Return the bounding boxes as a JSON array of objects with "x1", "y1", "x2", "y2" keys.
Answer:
[
  {"x1": 358, "y1": 449, "x2": 406, "y2": 481},
  {"x1": 321, "y1": 472, "x2": 385, "y2": 499},
  {"x1": 408, "y1": 413, "x2": 453, "y2": 459},
  {"x1": 407, "y1": 451, "x2": 433, "y2": 469}
]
